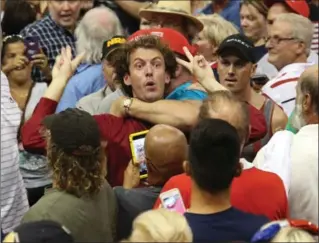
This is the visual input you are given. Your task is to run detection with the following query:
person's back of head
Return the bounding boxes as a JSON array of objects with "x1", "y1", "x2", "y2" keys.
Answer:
[
  {"x1": 293, "y1": 65, "x2": 319, "y2": 129},
  {"x1": 188, "y1": 118, "x2": 241, "y2": 194},
  {"x1": 43, "y1": 108, "x2": 106, "y2": 198},
  {"x1": 145, "y1": 124, "x2": 187, "y2": 186},
  {"x1": 198, "y1": 90, "x2": 250, "y2": 149},
  {"x1": 252, "y1": 220, "x2": 317, "y2": 242},
  {"x1": 1, "y1": 0, "x2": 37, "y2": 36},
  {"x1": 75, "y1": 6, "x2": 123, "y2": 64},
  {"x1": 124, "y1": 209, "x2": 192, "y2": 242}
]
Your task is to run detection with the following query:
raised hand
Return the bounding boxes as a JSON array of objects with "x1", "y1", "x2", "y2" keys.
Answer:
[
  {"x1": 177, "y1": 46, "x2": 226, "y2": 93},
  {"x1": 51, "y1": 46, "x2": 85, "y2": 81},
  {"x1": 2, "y1": 55, "x2": 29, "y2": 75},
  {"x1": 176, "y1": 46, "x2": 215, "y2": 83},
  {"x1": 30, "y1": 50, "x2": 49, "y2": 71}
]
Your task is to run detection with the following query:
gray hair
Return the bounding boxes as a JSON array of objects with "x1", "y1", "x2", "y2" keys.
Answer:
[
  {"x1": 75, "y1": 6, "x2": 124, "y2": 64},
  {"x1": 275, "y1": 13, "x2": 313, "y2": 56}
]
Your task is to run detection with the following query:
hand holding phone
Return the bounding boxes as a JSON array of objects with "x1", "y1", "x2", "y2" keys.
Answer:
[
  {"x1": 24, "y1": 36, "x2": 41, "y2": 60},
  {"x1": 129, "y1": 130, "x2": 149, "y2": 179},
  {"x1": 159, "y1": 188, "x2": 186, "y2": 215},
  {"x1": 123, "y1": 160, "x2": 140, "y2": 189}
]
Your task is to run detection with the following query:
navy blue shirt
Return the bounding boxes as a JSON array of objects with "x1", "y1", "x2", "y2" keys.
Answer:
[{"x1": 185, "y1": 207, "x2": 269, "y2": 242}]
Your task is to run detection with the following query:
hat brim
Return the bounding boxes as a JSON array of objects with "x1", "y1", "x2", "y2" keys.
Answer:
[
  {"x1": 102, "y1": 44, "x2": 123, "y2": 60},
  {"x1": 217, "y1": 43, "x2": 254, "y2": 63},
  {"x1": 139, "y1": 8, "x2": 204, "y2": 32}
]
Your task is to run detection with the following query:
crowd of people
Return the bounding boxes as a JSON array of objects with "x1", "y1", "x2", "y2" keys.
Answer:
[{"x1": 1, "y1": 0, "x2": 318, "y2": 242}]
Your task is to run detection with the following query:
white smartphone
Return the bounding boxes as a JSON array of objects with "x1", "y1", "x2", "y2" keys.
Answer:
[{"x1": 159, "y1": 188, "x2": 186, "y2": 215}]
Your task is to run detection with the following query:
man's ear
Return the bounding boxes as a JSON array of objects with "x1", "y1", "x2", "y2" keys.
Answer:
[
  {"x1": 250, "y1": 64, "x2": 257, "y2": 78},
  {"x1": 183, "y1": 160, "x2": 191, "y2": 175},
  {"x1": 123, "y1": 74, "x2": 131, "y2": 86},
  {"x1": 165, "y1": 72, "x2": 171, "y2": 85},
  {"x1": 234, "y1": 161, "x2": 243, "y2": 177},
  {"x1": 175, "y1": 64, "x2": 183, "y2": 78},
  {"x1": 302, "y1": 93, "x2": 311, "y2": 112}
]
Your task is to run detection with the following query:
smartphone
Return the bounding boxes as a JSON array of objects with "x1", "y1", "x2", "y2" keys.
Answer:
[
  {"x1": 129, "y1": 130, "x2": 149, "y2": 179},
  {"x1": 24, "y1": 36, "x2": 41, "y2": 60},
  {"x1": 159, "y1": 188, "x2": 186, "y2": 215}
]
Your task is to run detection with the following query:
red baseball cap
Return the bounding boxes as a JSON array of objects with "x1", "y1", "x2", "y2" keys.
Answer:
[
  {"x1": 128, "y1": 28, "x2": 198, "y2": 57},
  {"x1": 266, "y1": 0, "x2": 310, "y2": 18}
]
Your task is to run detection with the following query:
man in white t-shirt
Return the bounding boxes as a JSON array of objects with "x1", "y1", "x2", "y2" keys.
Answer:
[
  {"x1": 261, "y1": 13, "x2": 314, "y2": 116},
  {"x1": 254, "y1": 65, "x2": 318, "y2": 225},
  {"x1": 1, "y1": 71, "x2": 29, "y2": 234}
]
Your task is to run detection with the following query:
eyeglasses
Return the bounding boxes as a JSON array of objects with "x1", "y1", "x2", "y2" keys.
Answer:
[
  {"x1": 251, "y1": 219, "x2": 319, "y2": 242},
  {"x1": 265, "y1": 35, "x2": 300, "y2": 45},
  {"x1": 3, "y1": 35, "x2": 24, "y2": 43}
]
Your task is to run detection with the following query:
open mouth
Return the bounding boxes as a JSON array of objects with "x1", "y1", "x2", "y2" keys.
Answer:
[
  {"x1": 225, "y1": 78, "x2": 237, "y2": 83},
  {"x1": 145, "y1": 81, "x2": 156, "y2": 88},
  {"x1": 60, "y1": 14, "x2": 72, "y2": 21}
]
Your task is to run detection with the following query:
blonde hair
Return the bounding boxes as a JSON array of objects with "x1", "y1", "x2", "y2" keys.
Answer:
[
  {"x1": 197, "y1": 14, "x2": 239, "y2": 46},
  {"x1": 124, "y1": 209, "x2": 192, "y2": 242},
  {"x1": 260, "y1": 221, "x2": 316, "y2": 242},
  {"x1": 275, "y1": 13, "x2": 314, "y2": 56}
]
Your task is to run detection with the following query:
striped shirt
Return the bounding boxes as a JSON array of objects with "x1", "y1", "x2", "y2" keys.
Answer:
[
  {"x1": 1, "y1": 72, "x2": 29, "y2": 233},
  {"x1": 311, "y1": 21, "x2": 318, "y2": 54},
  {"x1": 262, "y1": 63, "x2": 314, "y2": 117}
]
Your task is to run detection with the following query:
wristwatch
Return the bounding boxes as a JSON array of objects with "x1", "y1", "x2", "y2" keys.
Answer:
[{"x1": 123, "y1": 97, "x2": 133, "y2": 114}]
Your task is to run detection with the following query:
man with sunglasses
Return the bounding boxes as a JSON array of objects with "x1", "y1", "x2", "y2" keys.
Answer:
[{"x1": 262, "y1": 13, "x2": 314, "y2": 117}]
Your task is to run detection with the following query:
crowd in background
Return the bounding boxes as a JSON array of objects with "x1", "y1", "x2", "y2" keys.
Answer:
[{"x1": 1, "y1": 0, "x2": 318, "y2": 242}]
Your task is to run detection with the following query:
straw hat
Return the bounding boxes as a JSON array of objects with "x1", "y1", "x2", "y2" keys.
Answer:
[{"x1": 139, "y1": 1, "x2": 204, "y2": 32}]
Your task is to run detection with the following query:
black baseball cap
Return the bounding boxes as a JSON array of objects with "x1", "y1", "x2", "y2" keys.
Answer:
[
  {"x1": 42, "y1": 108, "x2": 100, "y2": 155},
  {"x1": 217, "y1": 34, "x2": 256, "y2": 63},
  {"x1": 102, "y1": 35, "x2": 126, "y2": 60},
  {"x1": 3, "y1": 221, "x2": 74, "y2": 243}
]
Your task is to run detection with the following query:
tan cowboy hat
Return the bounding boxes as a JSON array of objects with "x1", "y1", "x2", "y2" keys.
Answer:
[{"x1": 139, "y1": 1, "x2": 204, "y2": 32}]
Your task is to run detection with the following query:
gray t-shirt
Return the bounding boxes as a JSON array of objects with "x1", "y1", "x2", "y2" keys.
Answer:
[
  {"x1": 76, "y1": 87, "x2": 124, "y2": 115},
  {"x1": 22, "y1": 181, "x2": 117, "y2": 242}
]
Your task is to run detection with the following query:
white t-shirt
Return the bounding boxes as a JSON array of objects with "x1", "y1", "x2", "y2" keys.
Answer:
[
  {"x1": 1, "y1": 72, "x2": 29, "y2": 233},
  {"x1": 262, "y1": 63, "x2": 314, "y2": 116}
]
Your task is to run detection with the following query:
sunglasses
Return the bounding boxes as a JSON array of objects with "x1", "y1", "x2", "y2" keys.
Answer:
[{"x1": 3, "y1": 35, "x2": 24, "y2": 43}]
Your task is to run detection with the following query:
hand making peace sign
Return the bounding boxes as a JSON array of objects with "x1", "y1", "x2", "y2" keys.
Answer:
[{"x1": 176, "y1": 46, "x2": 215, "y2": 84}]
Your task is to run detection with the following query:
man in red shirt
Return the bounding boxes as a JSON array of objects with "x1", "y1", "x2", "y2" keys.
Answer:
[
  {"x1": 21, "y1": 36, "x2": 177, "y2": 187},
  {"x1": 154, "y1": 91, "x2": 288, "y2": 221}
]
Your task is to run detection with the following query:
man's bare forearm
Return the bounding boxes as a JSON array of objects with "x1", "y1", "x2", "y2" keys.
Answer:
[
  {"x1": 43, "y1": 77, "x2": 68, "y2": 102},
  {"x1": 114, "y1": 0, "x2": 150, "y2": 19},
  {"x1": 128, "y1": 99, "x2": 201, "y2": 131},
  {"x1": 200, "y1": 77, "x2": 227, "y2": 95}
]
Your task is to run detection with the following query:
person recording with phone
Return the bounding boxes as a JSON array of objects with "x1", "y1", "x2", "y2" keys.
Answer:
[
  {"x1": 1, "y1": 35, "x2": 51, "y2": 206},
  {"x1": 114, "y1": 124, "x2": 187, "y2": 240}
]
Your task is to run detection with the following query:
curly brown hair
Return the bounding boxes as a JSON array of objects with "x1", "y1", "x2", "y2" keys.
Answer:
[
  {"x1": 47, "y1": 138, "x2": 106, "y2": 198},
  {"x1": 113, "y1": 35, "x2": 178, "y2": 97}
]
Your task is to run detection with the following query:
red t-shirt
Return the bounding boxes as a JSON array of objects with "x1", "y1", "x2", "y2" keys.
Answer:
[
  {"x1": 153, "y1": 168, "x2": 288, "y2": 221},
  {"x1": 21, "y1": 98, "x2": 150, "y2": 187}
]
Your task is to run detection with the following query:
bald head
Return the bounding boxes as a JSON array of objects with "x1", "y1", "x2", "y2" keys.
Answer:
[
  {"x1": 299, "y1": 65, "x2": 319, "y2": 115},
  {"x1": 145, "y1": 124, "x2": 187, "y2": 186},
  {"x1": 199, "y1": 90, "x2": 249, "y2": 145}
]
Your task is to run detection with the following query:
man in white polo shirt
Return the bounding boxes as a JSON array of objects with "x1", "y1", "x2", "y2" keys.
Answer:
[
  {"x1": 1, "y1": 71, "x2": 29, "y2": 234},
  {"x1": 262, "y1": 13, "x2": 314, "y2": 116}
]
